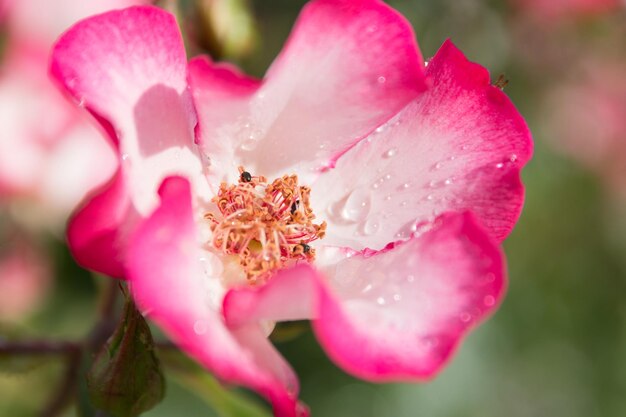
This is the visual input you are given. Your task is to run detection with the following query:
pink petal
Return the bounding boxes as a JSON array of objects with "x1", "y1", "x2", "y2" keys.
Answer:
[
  {"x1": 5, "y1": 0, "x2": 149, "y2": 48},
  {"x1": 190, "y1": 0, "x2": 426, "y2": 185},
  {"x1": 127, "y1": 176, "x2": 306, "y2": 417},
  {"x1": 51, "y1": 6, "x2": 211, "y2": 275},
  {"x1": 0, "y1": 43, "x2": 116, "y2": 215},
  {"x1": 67, "y1": 171, "x2": 131, "y2": 278},
  {"x1": 224, "y1": 212, "x2": 505, "y2": 381},
  {"x1": 311, "y1": 40, "x2": 532, "y2": 250},
  {"x1": 223, "y1": 265, "x2": 321, "y2": 328},
  {"x1": 313, "y1": 212, "x2": 505, "y2": 381},
  {"x1": 188, "y1": 56, "x2": 261, "y2": 191}
]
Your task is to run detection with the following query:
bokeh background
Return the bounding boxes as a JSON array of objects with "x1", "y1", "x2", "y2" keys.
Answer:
[{"x1": 1, "y1": 0, "x2": 625, "y2": 416}]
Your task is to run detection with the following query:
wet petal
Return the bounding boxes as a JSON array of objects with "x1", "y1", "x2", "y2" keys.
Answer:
[
  {"x1": 314, "y1": 212, "x2": 505, "y2": 381},
  {"x1": 51, "y1": 6, "x2": 210, "y2": 275},
  {"x1": 311, "y1": 40, "x2": 532, "y2": 250},
  {"x1": 191, "y1": 0, "x2": 426, "y2": 185},
  {"x1": 127, "y1": 176, "x2": 306, "y2": 417}
]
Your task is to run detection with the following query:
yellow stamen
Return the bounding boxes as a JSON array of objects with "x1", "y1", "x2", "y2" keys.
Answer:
[{"x1": 205, "y1": 167, "x2": 326, "y2": 283}]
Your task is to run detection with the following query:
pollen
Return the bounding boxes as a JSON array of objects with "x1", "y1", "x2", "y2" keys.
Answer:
[{"x1": 204, "y1": 166, "x2": 326, "y2": 283}]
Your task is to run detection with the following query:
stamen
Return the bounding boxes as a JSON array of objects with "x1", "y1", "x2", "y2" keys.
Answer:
[{"x1": 205, "y1": 166, "x2": 326, "y2": 283}]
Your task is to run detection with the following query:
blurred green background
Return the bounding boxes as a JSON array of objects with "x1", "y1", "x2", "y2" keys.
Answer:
[{"x1": 2, "y1": 0, "x2": 625, "y2": 416}]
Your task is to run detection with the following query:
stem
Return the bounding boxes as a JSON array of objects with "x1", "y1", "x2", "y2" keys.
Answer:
[
  {"x1": 0, "y1": 340, "x2": 79, "y2": 355},
  {"x1": 39, "y1": 347, "x2": 82, "y2": 417}
]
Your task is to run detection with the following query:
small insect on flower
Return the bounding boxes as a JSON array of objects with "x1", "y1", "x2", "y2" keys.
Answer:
[
  {"x1": 494, "y1": 74, "x2": 509, "y2": 90},
  {"x1": 240, "y1": 170, "x2": 252, "y2": 182}
]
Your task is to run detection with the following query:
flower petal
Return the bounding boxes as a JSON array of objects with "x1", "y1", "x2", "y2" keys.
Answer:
[
  {"x1": 188, "y1": 56, "x2": 261, "y2": 192},
  {"x1": 311, "y1": 40, "x2": 532, "y2": 250},
  {"x1": 50, "y1": 6, "x2": 211, "y2": 275},
  {"x1": 6, "y1": 0, "x2": 149, "y2": 47},
  {"x1": 127, "y1": 176, "x2": 306, "y2": 417},
  {"x1": 224, "y1": 212, "x2": 504, "y2": 381},
  {"x1": 314, "y1": 212, "x2": 505, "y2": 381},
  {"x1": 190, "y1": 0, "x2": 426, "y2": 185},
  {"x1": 223, "y1": 265, "x2": 321, "y2": 328}
]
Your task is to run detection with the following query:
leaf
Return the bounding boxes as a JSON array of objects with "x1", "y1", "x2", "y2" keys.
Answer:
[
  {"x1": 159, "y1": 349, "x2": 272, "y2": 417},
  {"x1": 87, "y1": 298, "x2": 165, "y2": 417}
]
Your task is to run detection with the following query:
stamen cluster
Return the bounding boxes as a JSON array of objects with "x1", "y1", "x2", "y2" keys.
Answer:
[{"x1": 205, "y1": 167, "x2": 326, "y2": 282}]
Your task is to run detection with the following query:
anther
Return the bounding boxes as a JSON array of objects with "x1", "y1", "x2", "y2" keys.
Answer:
[{"x1": 206, "y1": 167, "x2": 325, "y2": 282}]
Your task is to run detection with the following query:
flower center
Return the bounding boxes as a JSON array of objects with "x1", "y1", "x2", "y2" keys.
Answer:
[{"x1": 205, "y1": 167, "x2": 326, "y2": 283}]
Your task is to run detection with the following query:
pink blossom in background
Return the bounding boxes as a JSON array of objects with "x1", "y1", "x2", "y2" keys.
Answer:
[
  {"x1": 546, "y1": 57, "x2": 626, "y2": 197},
  {"x1": 0, "y1": 239, "x2": 51, "y2": 321},
  {"x1": 0, "y1": 0, "x2": 146, "y2": 221},
  {"x1": 513, "y1": 0, "x2": 622, "y2": 20},
  {"x1": 50, "y1": 1, "x2": 532, "y2": 416}
]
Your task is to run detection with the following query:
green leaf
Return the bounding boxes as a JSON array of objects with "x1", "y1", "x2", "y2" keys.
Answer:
[
  {"x1": 87, "y1": 298, "x2": 165, "y2": 417},
  {"x1": 159, "y1": 349, "x2": 272, "y2": 417}
]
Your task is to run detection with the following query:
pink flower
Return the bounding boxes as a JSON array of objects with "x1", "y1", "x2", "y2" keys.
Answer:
[
  {"x1": 0, "y1": 238, "x2": 51, "y2": 321},
  {"x1": 546, "y1": 57, "x2": 626, "y2": 198},
  {"x1": 0, "y1": 0, "x2": 145, "y2": 221},
  {"x1": 50, "y1": 2, "x2": 532, "y2": 416},
  {"x1": 512, "y1": 0, "x2": 622, "y2": 20}
]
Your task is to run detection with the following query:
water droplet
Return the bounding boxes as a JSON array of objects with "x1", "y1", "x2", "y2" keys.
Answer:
[
  {"x1": 406, "y1": 274, "x2": 415, "y2": 283},
  {"x1": 510, "y1": 154, "x2": 518, "y2": 162},
  {"x1": 392, "y1": 293, "x2": 401, "y2": 302},
  {"x1": 340, "y1": 189, "x2": 371, "y2": 223},
  {"x1": 385, "y1": 195, "x2": 392, "y2": 201},
  {"x1": 484, "y1": 295, "x2": 496, "y2": 306},
  {"x1": 371, "y1": 182, "x2": 380, "y2": 190},
  {"x1": 431, "y1": 162, "x2": 443, "y2": 171},
  {"x1": 444, "y1": 178, "x2": 453, "y2": 186},
  {"x1": 383, "y1": 147, "x2": 397, "y2": 158},
  {"x1": 459, "y1": 312, "x2": 472, "y2": 323},
  {"x1": 121, "y1": 153, "x2": 129, "y2": 161},
  {"x1": 402, "y1": 182, "x2": 411, "y2": 189},
  {"x1": 362, "y1": 284, "x2": 373, "y2": 293},
  {"x1": 376, "y1": 296, "x2": 386, "y2": 306},
  {"x1": 361, "y1": 217, "x2": 380, "y2": 236},
  {"x1": 449, "y1": 155, "x2": 456, "y2": 161},
  {"x1": 375, "y1": 126, "x2": 386, "y2": 134},
  {"x1": 428, "y1": 180, "x2": 439, "y2": 188},
  {"x1": 193, "y1": 320, "x2": 207, "y2": 335},
  {"x1": 240, "y1": 138, "x2": 258, "y2": 151},
  {"x1": 377, "y1": 76, "x2": 386, "y2": 84},
  {"x1": 384, "y1": 174, "x2": 392, "y2": 180},
  {"x1": 496, "y1": 162, "x2": 504, "y2": 169},
  {"x1": 426, "y1": 194, "x2": 434, "y2": 201}
]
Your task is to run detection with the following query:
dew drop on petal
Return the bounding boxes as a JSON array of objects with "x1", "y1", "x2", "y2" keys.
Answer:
[
  {"x1": 459, "y1": 312, "x2": 472, "y2": 323},
  {"x1": 240, "y1": 138, "x2": 258, "y2": 151},
  {"x1": 340, "y1": 189, "x2": 371, "y2": 223},
  {"x1": 361, "y1": 216, "x2": 381, "y2": 236},
  {"x1": 383, "y1": 147, "x2": 397, "y2": 158},
  {"x1": 376, "y1": 296, "x2": 386, "y2": 306},
  {"x1": 193, "y1": 320, "x2": 207, "y2": 335},
  {"x1": 377, "y1": 76, "x2": 386, "y2": 84},
  {"x1": 484, "y1": 295, "x2": 496, "y2": 306}
]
